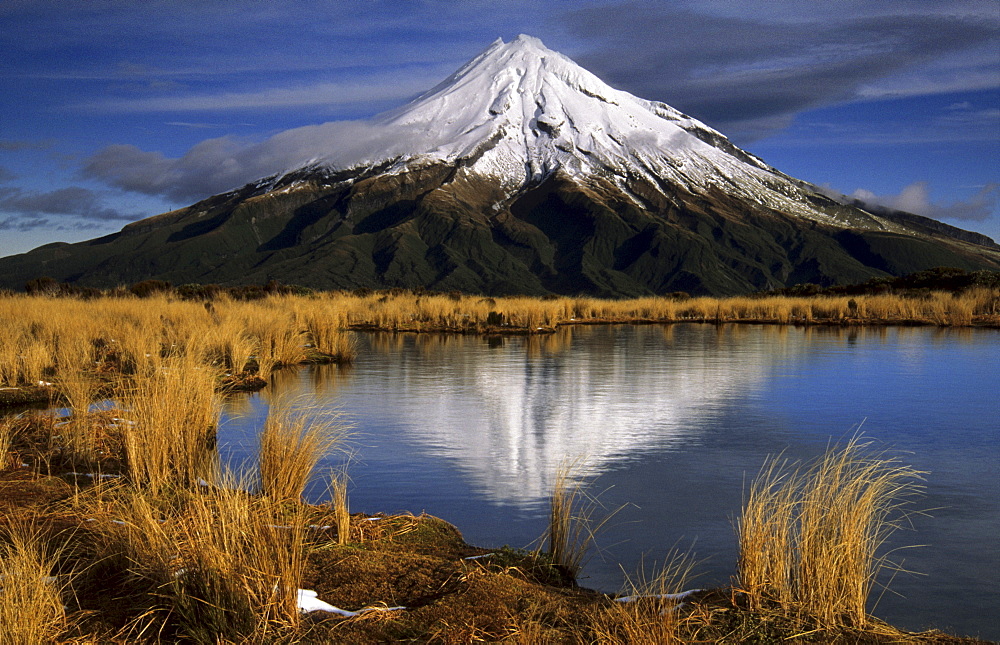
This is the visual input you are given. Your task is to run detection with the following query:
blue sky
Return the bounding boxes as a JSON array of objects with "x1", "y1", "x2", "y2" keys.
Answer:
[{"x1": 1, "y1": 0, "x2": 998, "y2": 257}]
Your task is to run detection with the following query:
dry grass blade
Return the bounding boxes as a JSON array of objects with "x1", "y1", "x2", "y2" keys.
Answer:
[
  {"x1": 55, "y1": 373, "x2": 101, "y2": 466},
  {"x1": 328, "y1": 470, "x2": 351, "y2": 545},
  {"x1": 223, "y1": 329, "x2": 258, "y2": 375},
  {"x1": 737, "y1": 454, "x2": 799, "y2": 610},
  {"x1": 592, "y1": 549, "x2": 699, "y2": 644},
  {"x1": 169, "y1": 472, "x2": 305, "y2": 642},
  {"x1": 117, "y1": 356, "x2": 220, "y2": 491},
  {"x1": 795, "y1": 436, "x2": 925, "y2": 627},
  {"x1": 302, "y1": 307, "x2": 356, "y2": 362},
  {"x1": 91, "y1": 472, "x2": 306, "y2": 643},
  {"x1": 0, "y1": 418, "x2": 12, "y2": 470}
]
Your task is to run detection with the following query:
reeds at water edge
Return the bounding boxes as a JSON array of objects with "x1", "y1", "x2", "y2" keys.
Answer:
[
  {"x1": 0, "y1": 417, "x2": 13, "y2": 470},
  {"x1": 116, "y1": 355, "x2": 221, "y2": 492},
  {"x1": 544, "y1": 460, "x2": 621, "y2": 581},
  {"x1": 0, "y1": 293, "x2": 359, "y2": 393},
  {"x1": 0, "y1": 286, "x2": 995, "y2": 397},
  {"x1": 258, "y1": 400, "x2": 351, "y2": 502},
  {"x1": 593, "y1": 550, "x2": 699, "y2": 644},
  {"x1": 737, "y1": 435, "x2": 925, "y2": 628},
  {"x1": 328, "y1": 470, "x2": 351, "y2": 546},
  {"x1": 0, "y1": 282, "x2": 987, "y2": 642}
]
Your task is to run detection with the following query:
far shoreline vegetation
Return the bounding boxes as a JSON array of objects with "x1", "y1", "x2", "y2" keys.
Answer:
[
  {"x1": 0, "y1": 266, "x2": 996, "y2": 642},
  {"x1": 12, "y1": 265, "x2": 1000, "y2": 328}
]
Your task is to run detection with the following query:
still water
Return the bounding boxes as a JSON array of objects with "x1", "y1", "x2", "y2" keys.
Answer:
[{"x1": 219, "y1": 324, "x2": 999, "y2": 639}]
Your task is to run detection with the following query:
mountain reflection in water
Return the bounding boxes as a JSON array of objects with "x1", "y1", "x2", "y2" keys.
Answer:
[
  {"x1": 351, "y1": 325, "x2": 789, "y2": 502},
  {"x1": 231, "y1": 325, "x2": 798, "y2": 502}
]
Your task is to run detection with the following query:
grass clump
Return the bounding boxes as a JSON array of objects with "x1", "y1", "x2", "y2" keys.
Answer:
[
  {"x1": 0, "y1": 521, "x2": 70, "y2": 644},
  {"x1": 737, "y1": 453, "x2": 800, "y2": 611},
  {"x1": 0, "y1": 421, "x2": 981, "y2": 643},
  {"x1": 0, "y1": 418, "x2": 12, "y2": 470},
  {"x1": 169, "y1": 481, "x2": 305, "y2": 642},
  {"x1": 328, "y1": 470, "x2": 351, "y2": 545},
  {"x1": 259, "y1": 401, "x2": 350, "y2": 502},
  {"x1": 544, "y1": 459, "x2": 620, "y2": 582},
  {"x1": 117, "y1": 356, "x2": 220, "y2": 491},
  {"x1": 54, "y1": 373, "x2": 102, "y2": 467},
  {"x1": 737, "y1": 435, "x2": 925, "y2": 628},
  {"x1": 89, "y1": 478, "x2": 304, "y2": 643},
  {"x1": 592, "y1": 551, "x2": 699, "y2": 644}
]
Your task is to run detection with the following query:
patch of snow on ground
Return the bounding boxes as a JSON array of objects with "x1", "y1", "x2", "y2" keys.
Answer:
[{"x1": 297, "y1": 589, "x2": 405, "y2": 616}]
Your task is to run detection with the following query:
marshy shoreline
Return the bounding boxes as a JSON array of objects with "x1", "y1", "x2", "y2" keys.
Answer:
[
  {"x1": 0, "y1": 447, "x2": 991, "y2": 644},
  {"x1": 1, "y1": 282, "x2": 998, "y2": 642}
]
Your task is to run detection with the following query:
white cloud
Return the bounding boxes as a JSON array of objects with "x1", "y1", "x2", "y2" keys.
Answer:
[
  {"x1": 851, "y1": 181, "x2": 998, "y2": 222},
  {"x1": 75, "y1": 75, "x2": 443, "y2": 113},
  {"x1": 82, "y1": 119, "x2": 420, "y2": 201},
  {"x1": 0, "y1": 185, "x2": 141, "y2": 226},
  {"x1": 566, "y1": 1, "x2": 1000, "y2": 141}
]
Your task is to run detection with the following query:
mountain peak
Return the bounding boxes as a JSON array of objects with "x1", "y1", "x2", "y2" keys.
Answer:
[
  {"x1": 309, "y1": 34, "x2": 764, "y2": 194},
  {"x1": 291, "y1": 36, "x2": 983, "y2": 240},
  {"x1": 511, "y1": 33, "x2": 544, "y2": 46},
  {"x1": 493, "y1": 33, "x2": 547, "y2": 51},
  {"x1": 443, "y1": 33, "x2": 614, "y2": 107},
  {"x1": 478, "y1": 34, "x2": 551, "y2": 60}
]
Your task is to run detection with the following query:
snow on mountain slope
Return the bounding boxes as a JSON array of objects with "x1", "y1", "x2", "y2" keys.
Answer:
[{"x1": 296, "y1": 35, "x2": 867, "y2": 228}]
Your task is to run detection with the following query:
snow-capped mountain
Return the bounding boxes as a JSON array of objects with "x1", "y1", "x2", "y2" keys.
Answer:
[
  {"x1": 323, "y1": 35, "x2": 776, "y2": 186},
  {"x1": 1, "y1": 35, "x2": 997, "y2": 294},
  {"x1": 281, "y1": 35, "x2": 909, "y2": 232}
]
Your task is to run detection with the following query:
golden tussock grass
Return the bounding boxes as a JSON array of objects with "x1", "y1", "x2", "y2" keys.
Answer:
[
  {"x1": 0, "y1": 415, "x2": 18, "y2": 471},
  {"x1": 91, "y1": 473, "x2": 305, "y2": 643},
  {"x1": 737, "y1": 454, "x2": 799, "y2": 611},
  {"x1": 258, "y1": 400, "x2": 351, "y2": 502},
  {"x1": 197, "y1": 321, "x2": 256, "y2": 374},
  {"x1": 170, "y1": 477, "x2": 305, "y2": 642},
  {"x1": 327, "y1": 470, "x2": 351, "y2": 546},
  {"x1": 0, "y1": 295, "x2": 351, "y2": 641},
  {"x1": 544, "y1": 459, "x2": 620, "y2": 581},
  {"x1": 10, "y1": 338, "x2": 53, "y2": 388},
  {"x1": 0, "y1": 431, "x2": 9, "y2": 472},
  {"x1": 589, "y1": 551, "x2": 699, "y2": 644},
  {"x1": 501, "y1": 549, "x2": 699, "y2": 644},
  {"x1": 331, "y1": 289, "x2": 1000, "y2": 331},
  {"x1": 0, "y1": 520, "x2": 70, "y2": 644},
  {"x1": 0, "y1": 287, "x2": 995, "y2": 391},
  {"x1": 546, "y1": 461, "x2": 587, "y2": 579},
  {"x1": 0, "y1": 292, "x2": 357, "y2": 391},
  {"x1": 54, "y1": 373, "x2": 102, "y2": 467},
  {"x1": 0, "y1": 287, "x2": 990, "y2": 642},
  {"x1": 116, "y1": 356, "x2": 220, "y2": 491},
  {"x1": 0, "y1": 414, "x2": 970, "y2": 643},
  {"x1": 737, "y1": 435, "x2": 925, "y2": 628}
]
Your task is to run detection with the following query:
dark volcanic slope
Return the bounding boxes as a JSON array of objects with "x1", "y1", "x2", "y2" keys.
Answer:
[{"x1": 2, "y1": 163, "x2": 997, "y2": 296}]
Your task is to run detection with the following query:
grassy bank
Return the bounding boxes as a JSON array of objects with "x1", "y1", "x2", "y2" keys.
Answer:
[
  {"x1": 0, "y1": 395, "x2": 988, "y2": 642},
  {"x1": 337, "y1": 287, "x2": 1000, "y2": 330},
  {"x1": 0, "y1": 293, "x2": 357, "y2": 408}
]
